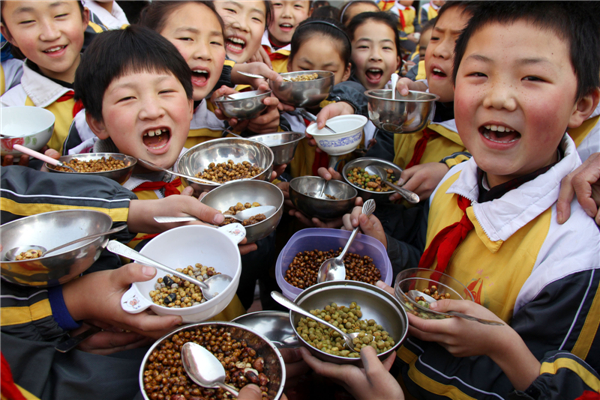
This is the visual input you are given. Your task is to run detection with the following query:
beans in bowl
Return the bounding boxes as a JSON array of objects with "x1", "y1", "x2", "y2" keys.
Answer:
[
  {"x1": 149, "y1": 264, "x2": 220, "y2": 307},
  {"x1": 196, "y1": 160, "x2": 262, "y2": 183},
  {"x1": 222, "y1": 202, "x2": 267, "y2": 227},
  {"x1": 290, "y1": 73, "x2": 319, "y2": 82},
  {"x1": 284, "y1": 249, "x2": 380, "y2": 289},
  {"x1": 54, "y1": 156, "x2": 127, "y2": 172},
  {"x1": 346, "y1": 167, "x2": 400, "y2": 192},
  {"x1": 143, "y1": 326, "x2": 271, "y2": 399}
]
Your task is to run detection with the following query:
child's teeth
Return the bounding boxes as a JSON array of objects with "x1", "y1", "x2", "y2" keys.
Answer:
[
  {"x1": 433, "y1": 68, "x2": 442, "y2": 73},
  {"x1": 193, "y1": 70, "x2": 207, "y2": 74},
  {"x1": 485, "y1": 125, "x2": 514, "y2": 133},
  {"x1": 148, "y1": 131, "x2": 155, "y2": 137},
  {"x1": 155, "y1": 130, "x2": 162, "y2": 136},
  {"x1": 230, "y1": 37, "x2": 245, "y2": 45},
  {"x1": 46, "y1": 46, "x2": 63, "y2": 53}
]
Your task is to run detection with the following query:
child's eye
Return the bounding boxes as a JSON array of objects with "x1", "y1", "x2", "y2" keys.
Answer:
[
  {"x1": 252, "y1": 17, "x2": 264, "y2": 23},
  {"x1": 468, "y1": 72, "x2": 487, "y2": 78},
  {"x1": 224, "y1": 8, "x2": 236, "y2": 13},
  {"x1": 383, "y1": 46, "x2": 393, "y2": 51},
  {"x1": 18, "y1": 19, "x2": 35, "y2": 25},
  {"x1": 273, "y1": 2, "x2": 283, "y2": 7},
  {"x1": 523, "y1": 76, "x2": 545, "y2": 82},
  {"x1": 357, "y1": 45, "x2": 369, "y2": 49},
  {"x1": 55, "y1": 13, "x2": 68, "y2": 18},
  {"x1": 211, "y1": 41, "x2": 224, "y2": 46},
  {"x1": 159, "y1": 89, "x2": 176, "y2": 94},
  {"x1": 177, "y1": 37, "x2": 193, "y2": 42},
  {"x1": 117, "y1": 96, "x2": 135, "y2": 103}
]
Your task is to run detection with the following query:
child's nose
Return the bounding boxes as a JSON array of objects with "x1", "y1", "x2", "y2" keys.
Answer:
[
  {"x1": 369, "y1": 49, "x2": 383, "y2": 62},
  {"x1": 139, "y1": 97, "x2": 166, "y2": 120},
  {"x1": 193, "y1": 42, "x2": 212, "y2": 61},
  {"x1": 483, "y1": 81, "x2": 518, "y2": 111},
  {"x1": 432, "y1": 38, "x2": 451, "y2": 59},
  {"x1": 231, "y1": 18, "x2": 249, "y2": 33},
  {"x1": 39, "y1": 19, "x2": 61, "y2": 42}
]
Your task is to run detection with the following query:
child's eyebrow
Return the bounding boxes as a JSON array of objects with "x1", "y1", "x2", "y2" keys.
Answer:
[
  {"x1": 13, "y1": 1, "x2": 65, "y2": 15},
  {"x1": 109, "y1": 75, "x2": 173, "y2": 91},
  {"x1": 433, "y1": 26, "x2": 463, "y2": 36},
  {"x1": 174, "y1": 27, "x2": 223, "y2": 38},
  {"x1": 466, "y1": 54, "x2": 552, "y2": 67}
]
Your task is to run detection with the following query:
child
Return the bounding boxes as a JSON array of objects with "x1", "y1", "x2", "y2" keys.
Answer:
[
  {"x1": 378, "y1": 0, "x2": 419, "y2": 53},
  {"x1": 405, "y1": 18, "x2": 435, "y2": 81},
  {"x1": 335, "y1": 2, "x2": 600, "y2": 397},
  {"x1": 214, "y1": 0, "x2": 271, "y2": 64},
  {"x1": 1, "y1": 0, "x2": 89, "y2": 154},
  {"x1": 339, "y1": 1, "x2": 380, "y2": 26},
  {"x1": 347, "y1": 11, "x2": 401, "y2": 161},
  {"x1": 74, "y1": 26, "x2": 247, "y2": 319},
  {"x1": 262, "y1": 0, "x2": 310, "y2": 73},
  {"x1": 82, "y1": 0, "x2": 129, "y2": 30},
  {"x1": 418, "y1": 0, "x2": 444, "y2": 29}
]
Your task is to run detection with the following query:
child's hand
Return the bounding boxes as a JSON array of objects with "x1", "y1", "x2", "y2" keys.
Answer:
[
  {"x1": 299, "y1": 346, "x2": 404, "y2": 400},
  {"x1": 390, "y1": 162, "x2": 449, "y2": 202},
  {"x1": 247, "y1": 85, "x2": 281, "y2": 134},
  {"x1": 317, "y1": 166, "x2": 343, "y2": 182},
  {"x1": 396, "y1": 77, "x2": 428, "y2": 96},
  {"x1": 303, "y1": 102, "x2": 356, "y2": 149},
  {"x1": 270, "y1": 164, "x2": 288, "y2": 182},
  {"x1": 557, "y1": 152, "x2": 600, "y2": 225},
  {"x1": 407, "y1": 299, "x2": 506, "y2": 358},
  {"x1": 341, "y1": 205, "x2": 387, "y2": 248},
  {"x1": 247, "y1": 46, "x2": 273, "y2": 69},
  {"x1": 62, "y1": 263, "x2": 183, "y2": 340},
  {"x1": 291, "y1": 197, "x2": 363, "y2": 228},
  {"x1": 74, "y1": 326, "x2": 153, "y2": 355},
  {"x1": 231, "y1": 61, "x2": 282, "y2": 88}
]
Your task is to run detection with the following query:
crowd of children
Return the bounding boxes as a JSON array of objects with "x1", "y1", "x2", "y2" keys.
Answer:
[{"x1": 1, "y1": 1, "x2": 600, "y2": 399}]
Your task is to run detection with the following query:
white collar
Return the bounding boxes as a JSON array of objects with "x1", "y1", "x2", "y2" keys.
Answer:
[
  {"x1": 21, "y1": 62, "x2": 71, "y2": 107},
  {"x1": 82, "y1": 1, "x2": 129, "y2": 29},
  {"x1": 261, "y1": 30, "x2": 291, "y2": 53},
  {"x1": 447, "y1": 134, "x2": 581, "y2": 242}
]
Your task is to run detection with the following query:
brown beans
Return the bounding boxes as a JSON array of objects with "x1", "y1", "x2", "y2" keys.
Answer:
[
  {"x1": 143, "y1": 326, "x2": 270, "y2": 399},
  {"x1": 290, "y1": 73, "x2": 319, "y2": 82},
  {"x1": 55, "y1": 156, "x2": 127, "y2": 172},
  {"x1": 15, "y1": 249, "x2": 43, "y2": 260},
  {"x1": 346, "y1": 167, "x2": 399, "y2": 192},
  {"x1": 221, "y1": 202, "x2": 266, "y2": 226},
  {"x1": 196, "y1": 160, "x2": 262, "y2": 183},
  {"x1": 149, "y1": 264, "x2": 219, "y2": 307},
  {"x1": 284, "y1": 249, "x2": 381, "y2": 289}
]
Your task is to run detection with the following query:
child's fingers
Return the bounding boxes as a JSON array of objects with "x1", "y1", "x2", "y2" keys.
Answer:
[
  {"x1": 185, "y1": 202, "x2": 224, "y2": 225},
  {"x1": 239, "y1": 243, "x2": 258, "y2": 255},
  {"x1": 115, "y1": 263, "x2": 157, "y2": 287},
  {"x1": 376, "y1": 280, "x2": 394, "y2": 296}
]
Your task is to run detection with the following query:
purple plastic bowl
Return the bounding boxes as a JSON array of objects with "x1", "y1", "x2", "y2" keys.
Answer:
[{"x1": 275, "y1": 228, "x2": 393, "y2": 300}]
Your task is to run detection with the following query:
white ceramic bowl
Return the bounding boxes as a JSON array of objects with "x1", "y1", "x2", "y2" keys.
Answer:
[
  {"x1": 120, "y1": 225, "x2": 242, "y2": 323},
  {"x1": 1, "y1": 107, "x2": 55, "y2": 156},
  {"x1": 305, "y1": 115, "x2": 368, "y2": 156}
]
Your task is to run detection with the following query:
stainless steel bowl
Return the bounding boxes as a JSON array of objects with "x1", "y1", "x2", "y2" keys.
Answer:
[
  {"x1": 289, "y1": 176, "x2": 357, "y2": 220},
  {"x1": 176, "y1": 138, "x2": 274, "y2": 196},
  {"x1": 200, "y1": 180, "x2": 284, "y2": 243},
  {"x1": 250, "y1": 132, "x2": 305, "y2": 165},
  {"x1": 342, "y1": 157, "x2": 403, "y2": 203},
  {"x1": 290, "y1": 281, "x2": 408, "y2": 364},
  {"x1": 0, "y1": 210, "x2": 114, "y2": 287},
  {"x1": 214, "y1": 89, "x2": 272, "y2": 120},
  {"x1": 139, "y1": 322, "x2": 286, "y2": 400},
  {"x1": 269, "y1": 71, "x2": 335, "y2": 108},
  {"x1": 365, "y1": 90, "x2": 439, "y2": 134},
  {"x1": 46, "y1": 153, "x2": 137, "y2": 184},
  {"x1": 233, "y1": 310, "x2": 300, "y2": 348}
]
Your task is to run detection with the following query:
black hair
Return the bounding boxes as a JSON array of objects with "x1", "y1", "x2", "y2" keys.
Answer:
[
  {"x1": 420, "y1": 17, "x2": 436, "y2": 34},
  {"x1": 290, "y1": 17, "x2": 351, "y2": 65},
  {"x1": 453, "y1": 2, "x2": 600, "y2": 101},
  {"x1": 346, "y1": 12, "x2": 401, "y2": 57},
  {"x1": 434, "y1": 1, "x2": 475, "y2": 26},
  {"x1": 74, "y1": 25, "x2": 193, "y2": 122},
  {"x1": 340, "y1": 1, "x2": 380, "y2": 26},
  {"x1": 262, "y1": 0, "x2": 273, "y2": 28},
  {"x1": 138, "y1": 1, "x2": 225, "y2": 39},
  {"x1": 311, "y1": 5, "x2": 340, "y2": 21}
]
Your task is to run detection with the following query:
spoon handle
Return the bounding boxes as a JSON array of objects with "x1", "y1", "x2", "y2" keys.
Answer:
[
  {"x1": 445, "y1": 311, "x2": 505, "y2": 326},
  {"x1": 217, "y1": 382, "x2": 240, "y2": 397},
  {"x1": 384, "y1": 180, "x2": 420, "y2": 204},
  {"x1": 44, "y1": 225, "x2": 127, "y2": 256},
  {"x1": 337, "y1": 227, "x2": 360, "y2": 261},
  {"x1": 271, "y1": 291, "x2": 349, "y2": 339},
  {"x1": 106, "y1": 241, "x2": 208, "y2": 289}
]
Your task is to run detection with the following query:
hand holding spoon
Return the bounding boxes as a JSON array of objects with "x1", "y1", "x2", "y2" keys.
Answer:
[
  {"x1": 365, "y1": 165, "x2": 419, "y2": 204},
  {"x1": 317, "y1": 199, "x2": 376, "y2": 283},
  {"x1": 181, "y1": 342, "x2": 239, "y2": 396},
  {"x1": 136, "y1": 158, "x2": 220, "y2": 186},
  {"x1": 12, "y1": 144, "x2": 77, "y2": 172}
]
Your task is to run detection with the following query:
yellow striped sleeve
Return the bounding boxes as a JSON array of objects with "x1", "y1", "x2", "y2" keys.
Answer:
[
  {"x1": 224, "y1": 59, "x2": 236, "y2": 68},
  {"x1": 540, "y1": 358, "x2": 600, "y2": 392},
  {"x1": 571, "y1": 287, "x2": 600, "y2": 360},
  {"x1": 1, "y1": 299, "x2": 52, "y2": 327},
  {"x1": 1, "y1": 198, "x2": 129, "y2": 222}
]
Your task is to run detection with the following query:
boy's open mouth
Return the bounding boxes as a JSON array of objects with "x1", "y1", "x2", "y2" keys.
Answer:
[
  {"x1": 480, "y1": 124, "x2": 521, "y2": 144},
  {"x1": 191, "y1": 69, "x2": 210, "y2": 87},
  {"x1": 365, "y1": 68, "x2": 383, "y2": 83},
  {"x1": 279, "y1": 23, "x2": 294, "y2": 31},
  {"x1": 226, "y1": 36, "x2": 246, "y2": 53},
  {"x1": 431, "y1": 67, "x2": 447, "y2": 78},
  {"x1": 44, "y1": 45, "x2": 67, "y2": 54},
  {"x1": 143, "y1": 128, "x2": 171, "y2": 150}
]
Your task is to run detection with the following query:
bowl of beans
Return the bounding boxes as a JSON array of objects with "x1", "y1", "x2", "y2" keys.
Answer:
[
  {"x1": 305, "y1": 115, "x2": 368, "y2": 157},
  {"x1": 200, "y1": 180, "x2": 284, "y2": 243},
  {"x1": 0, "y1": 210, "x2": 115, "y2": 287},
  {"x1": 1, "y1": 106, "x2": 54, "y2": 157},
  {"x1": 46, "y1": 153, "x2": 137, "y2": 184},
  {"x1": 342, "y1": 157, "x2": 403, "y2": 203},
  {"x1": 269, "y1": 70, "x2": 334, "y2": 108},
  {"x1": 289, "y1": 280, "x2": 408, "y2": 364},
  {"x1": 214, "y1": 89, "x2": 272, "y2": 120},
  {"x1": 176, "y1": 138, "x2": 274, "y2": 196},
  {"x1": 394, "y1": 268, "x2": 474, "y2": 320},
  {"x1": 121, "y1": 225, "x2": 242, "y2": 323},
  {"x1": 289, "y1": 176, "x2": 357, "y2": 221},
  {"x1": 140, "y1": 322, "x2": 286, "y2": 400},
  {"x1": 275, "y1": 228, "x2": 393, "y2": 300}
]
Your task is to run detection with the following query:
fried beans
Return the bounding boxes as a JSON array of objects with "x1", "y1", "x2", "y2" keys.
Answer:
[
  {"x1": 196, "y1": 160, "x2": 263, "y2": 183},
  {"x1": 55, "y1": 156, "x2": 127, "y2": 172}
]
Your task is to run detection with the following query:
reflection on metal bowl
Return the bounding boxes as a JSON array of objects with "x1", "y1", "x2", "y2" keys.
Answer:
[
  {"x1": 270, "y1": 71, "x2": 334, "y2": 108},
  {"x1": 365, "y1": 90, "x2": 439, "y2": 134}
]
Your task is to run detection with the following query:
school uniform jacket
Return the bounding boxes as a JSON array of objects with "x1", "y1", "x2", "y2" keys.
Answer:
[
  {"x1": 261, "y1": 30, "x2": 290, "y2": 74},
  {"x1": 1, "y1": 61, "x2": 82, "y2": 153},
  {"x1": 0, "y1": 58, "x2": 23, "y2": 96},
  {"x1": 398, "y1": 135, "x2": 600, "y2": 399},
  {"x1": 83, "y1": 0, "x2": 129, "y2": 30},
  {"x1": 419, "y1": 2, "x2": 440, "y2": 28},
  {"x1": 378, "y1": 1, "x2": 418, "y2": 34},
  {"x1": 185, "y1": 99, "x2": 227, "y2": 149}
]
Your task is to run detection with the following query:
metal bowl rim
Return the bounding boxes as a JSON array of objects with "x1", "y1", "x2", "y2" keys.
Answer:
[
  {"x1": 342, "y1": 157, "x2": 403, "y2": 195},
  {"x1": 289, "y1": 176, "x2": 358, "y2": 202},
  {"x1": 277, "y1": 70, "x2": 335, "y2": 82},
  {"x1": 45, "y1": 153, "x2": 138, "y2": 174},
  {"x1": 252, "y1": 132, "x2": 306, "y2": 148},
  {"x1": 214, "y1": 89, "x2": 272, "y2": 103},
  {"x1": 138, "y1": 321, "x2": 286, "y2": 400},
  {"x1": 365, "y1": 89, "x2": 440, "y2": 103}
]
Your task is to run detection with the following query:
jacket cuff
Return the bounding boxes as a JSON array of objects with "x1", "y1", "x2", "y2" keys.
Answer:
[{"x1": 48, "y1": 286, "x2": 82, "y2": 331}]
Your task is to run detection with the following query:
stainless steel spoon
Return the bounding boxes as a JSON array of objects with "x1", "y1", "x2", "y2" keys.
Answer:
[
  {"x1": 317, "y1": 199, "x2": 376, "y2": 283},
  {"x1": 391, "y1": 73, "x2": 399, "y2": 100},
  {"x1": 271, "y1": 291, "x2": 371, "y2": 352},
  {"x1": 106, "y1": 241, "x2": 232, "y2": 300},
  {"x1": 316, "y1": 178, "x2": 329, "y2": 199},
  {"x1": 153, "y1": 205, "x2": 276, "y2": 224},
  {"x1": 364, "y1": 165, "x2": 420, "y2": 204},
  {"x1": 407, "y1": 290, "x2": 504, "y2": 326},
  {"x1": 4, "y1": 225, "x2": 126, "y2": 261},
  {"x1": 297, "y1": 108, "x2": 337, "y2": 134},
  {"x1": 236, "y1": 70, "x2": 291, "y2": 82},
  {"x1": 136, "y1": 158, "x2": 220, "y2": 186},
  {"x1": 181, "y1": 342, "x2": 240, "y2": 397}
]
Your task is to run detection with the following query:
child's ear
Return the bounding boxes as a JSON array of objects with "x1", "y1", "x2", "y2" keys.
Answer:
[
  {"x1": 81, "y1": 7, "x2": 90, "y2": 30},
  {"x1": 1, "y1": 23, "x2": 15, "y2": 46},
  {"x1": 568, "y1": 88, "x2": 600, "y2": 129},
  {"x1": 187, "y1": 99, "x2": 194, "y2": 118},
  {"x1": 86, "y1": 113, "x2": 110, "y2": 140},
  {"x1": 396, "y1": 55, "x2": 402, "y2": 72},
  {"x1": 342, "y1": 63, "x2": 352, "y2": 82}
]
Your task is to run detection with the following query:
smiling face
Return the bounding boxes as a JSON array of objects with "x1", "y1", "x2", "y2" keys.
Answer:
[
  {"x1": 214, "y1": 0, "x2": 267, "y2": 63},
  {"x1": 454, "y1": 21, "x2": 588, "y2": 188},
  {"x1": 288, "y1": 35, "x2": 351, "y2": 85},
  {"x1": 159, "y1": 2, "x2": 226, "y2": 101},
  {"x1": 424, "y1": 6, "x2": 470, "y2": 103},
  {"x1": 1, "y1": 0, "x2": 88, "y2": 83},
  {"x1": 351, "y1": 20, "x2": 400, "y2": 90},
  {"x1": 88, "y1": 71, "x2": 193, "y2": 170},
  {"x1": 268, "y1": 0, "x2": 309, "y2": 48}
]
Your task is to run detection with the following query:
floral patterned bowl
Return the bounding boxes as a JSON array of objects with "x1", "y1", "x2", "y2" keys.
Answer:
[{"x1": 1, "y1": 107, "x2": 55, "y2": 156}]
